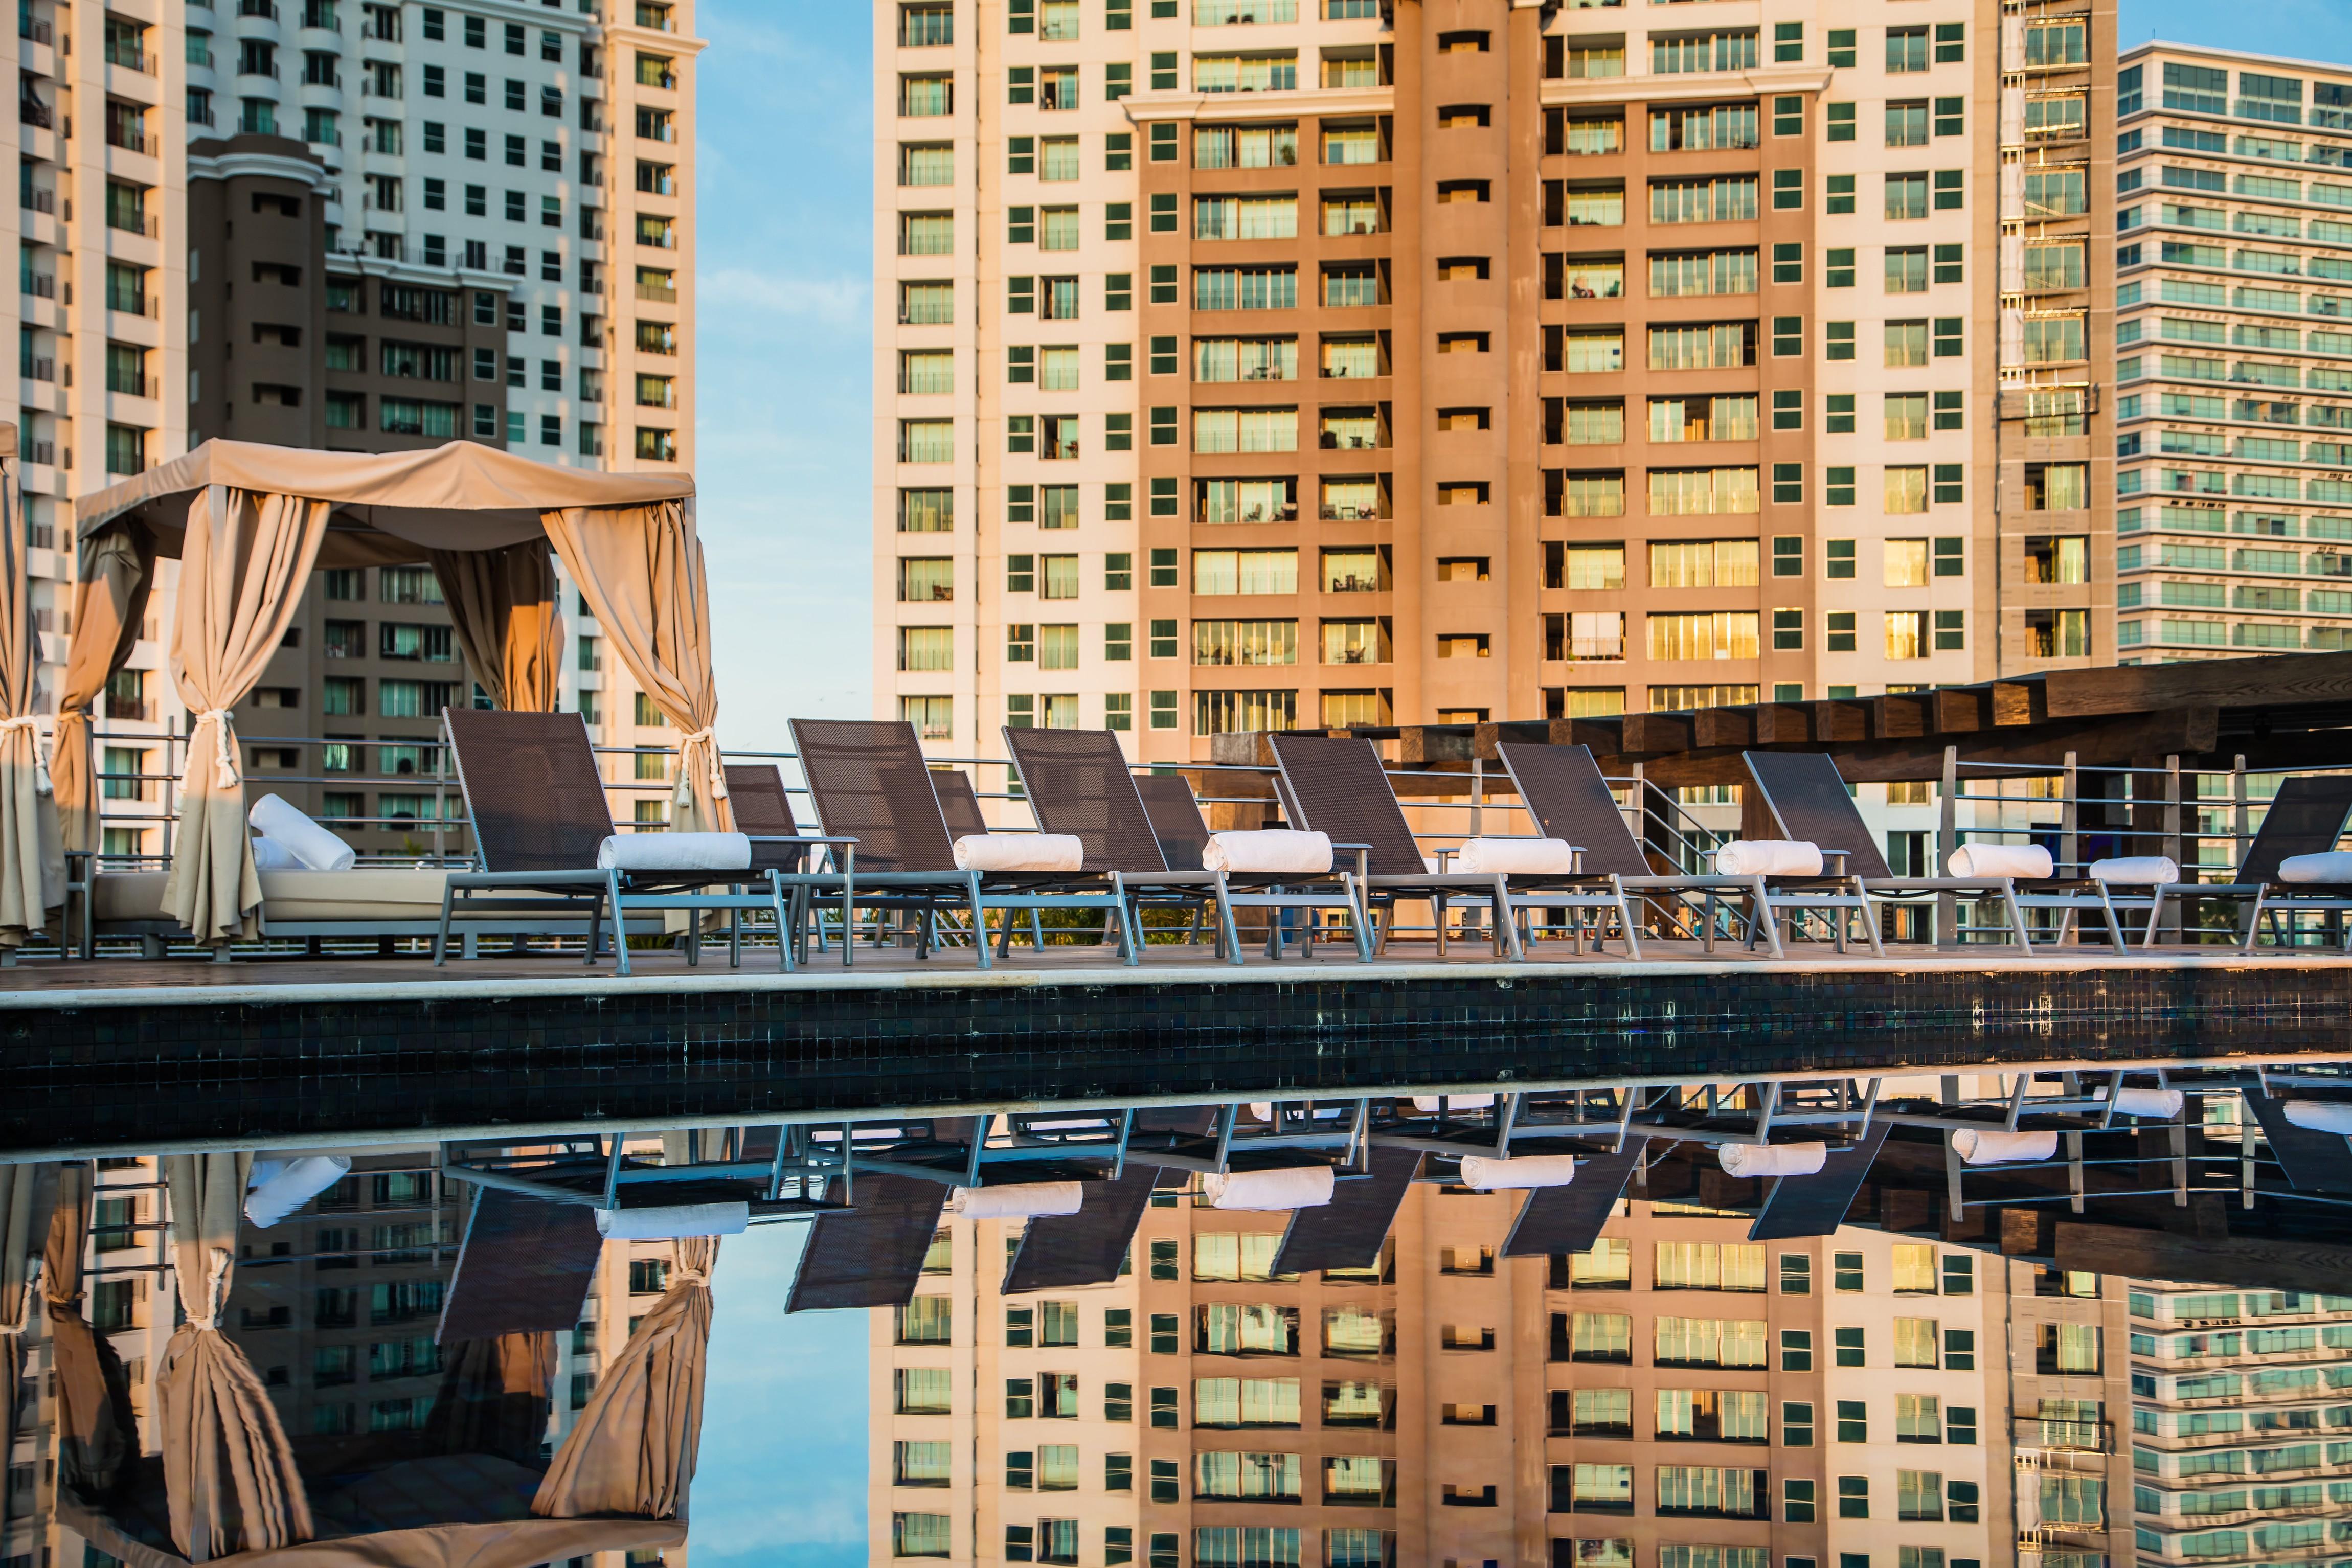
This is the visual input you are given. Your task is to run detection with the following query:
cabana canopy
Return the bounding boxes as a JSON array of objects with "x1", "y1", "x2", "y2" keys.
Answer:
[
  {"x1": 69, "y1": 440, "x2": 721, "y2": 944},
  {"x1": 74, "y1": 439, "x2": 695, "y2": 568}
]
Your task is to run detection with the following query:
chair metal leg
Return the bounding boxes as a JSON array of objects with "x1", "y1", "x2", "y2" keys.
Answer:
[
  {"x1": 1214, "y1": 877, "x2": 1244, "y2": 966},
  {"x1": 608, "y1": 870, "x2": 631, "y2": 975},
  {"x1": 433, "y1": 885, "x2": 457, "y2": 965},
  {"x1": 968, "y1": 875, "x2": 993, "y2": 970}
]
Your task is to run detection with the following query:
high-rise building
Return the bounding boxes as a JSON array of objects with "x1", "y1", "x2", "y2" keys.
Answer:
[
  {"x1": 2112, "y1": 43, "x2": 2352, "y2": 664},
  {"x1": 7, "y1": 0, "x2": 703, "y2": 860},
  {"x1": 875, "y1": 0, "x2": 2112, "y2": 770}
]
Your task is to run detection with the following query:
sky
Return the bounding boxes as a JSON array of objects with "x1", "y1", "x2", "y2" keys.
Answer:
[{"x1": 673, "y1": 6, "x2": 2352, "y2": 1546}]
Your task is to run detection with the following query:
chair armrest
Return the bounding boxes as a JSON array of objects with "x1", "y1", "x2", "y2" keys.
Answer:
[
  {"x1": 1329, "y1": 840, "x2": 1372, "y2": 882},
  {"x1": 1433, "y1": 846, "x2": 1456, "y2": 871},
  {"x1": 1818, "y1": 849, "x2": 1851, "y2": 874}
]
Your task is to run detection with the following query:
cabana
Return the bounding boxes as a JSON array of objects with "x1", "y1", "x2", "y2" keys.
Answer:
[{"x1": 64, "y1": 439, "x2": 720, "y2": 945}]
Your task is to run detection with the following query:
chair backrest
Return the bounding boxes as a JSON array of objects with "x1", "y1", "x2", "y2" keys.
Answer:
[
  {"x1": 1740, "y1": 751, "x2": 1893, "y2": 877},
  {"x1": 932, "y1": 768, "x2": 990, "y2": 840},
  {"x1": 1494, "y1": 742, "x2": 1654, "y2": 877},
  {"x1": 1268, "y1": 735, "x2": 1426, "y2": 876},
  {"x1": 788, "y1": 719, "x2": 957, "y2": 874},
  {"x1": 723, "y1": 763, "x2": 808, "y2": 873},
  {"x1": 1003, "y1": 728, "x2": 1168, "y2": 874},
  {"x1": 2242, "y1": 774, "x2": 2352, "y2": 884},
  {"x1": 442, "y1": 708, "x2": 614, "y2": 874},
  {"x1": 1136, "y1": 774, "x2": 1212, "y2": 871}
]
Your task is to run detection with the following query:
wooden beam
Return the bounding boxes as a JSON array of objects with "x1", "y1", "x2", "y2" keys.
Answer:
[
  {"x1": 1564, "y1": 717, "x2": 1623, "y2": 754},
  {"x1": 1752, "y1": 703, "x2": 1814, "y2": 745},
  {"x1": 1209, "y1": 733, "x2": 1278, "y2": 768},
  {"x1": 2044, "y1": 649, "x2": 2352, "y2": 720},
  {"x1": 1874, "y1": 693, "x2": 1930, "y2": 740},
  {"x1": 1930, "y1": 687, "x2": 1986, "y2": 733},
  {"x1": 1692, "y1": 707, "x2": 1755, "y2": 749},
  {"x1": 1620, "y1": 713, "x2": 1692, "y2": 754},
  {"x1": 1991, "y1": 680, "x2": 2045, "y2": 726},
  {"x1": 1614, "y1": 706, "x2": 2227, "y2": 788},
  {"x1": 2056, "y1": 1219, "x2": 2352, "y2": 1298},
  {"x1": 1398, "y1": 726, "x2": 1476, "y2": 765},
  {"x1": 1813, "y1": 700, "x2": 1872, "y2": 743},
  {"x1": 1474, "y1": 720, "x2": 1551, "y2": 760}
]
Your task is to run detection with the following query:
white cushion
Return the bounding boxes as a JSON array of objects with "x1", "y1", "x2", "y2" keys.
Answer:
[
  {"x1": 1713, "y1": 839, "x2": 1824, "y2": 878},
  {"x1": 250, "y1": 791, "x2": 356, "y2": 872},
  {"x1": 596, "y1": 832, "x2": 751, "y2": 872},
  {"x1": 947, "y1": 1182, "x2": 1084, "y2": 1219},
  {"x1": 2284, "y1": 1100, "x2": 2352, "y2": 1135},
  {"x1": 2279, "y1": 851, "x2": 2352, "y2": 885},
  {"x1": 1454, "y1": 837, "x2": 1578, "y2": 875},
  {"x1": 250, "y1": 835, "x2": 301, "y2": 870},
  {"x1": 244, "y1": 1156, "x2": 351, "y2": 1229},
  {"x1": 1948, "y1": 843, "x2": 2054, "y2": 880},
  {"x1": 259, "y1": 869, "x2": 450, "y2": 922},
  {"x1": 2108, "y1": 1087, "x2": 2184, "y2": 1120},
  {"x1": 1202, "y1": 1166, "x2": 1335, "y2": 1212},
  {"x1": 953, "y1": 833, "x2": 1084, "y2": 873},
  {"x1": 2089, "y1": 855, "x2": 2179, "y2": 885},
  {"x1": 1457, "y1": 1153, "x2": 1579, "y2": 1190},
  {"x1": 1412, "y1": 1094, "x2": 1497, "y2": 1114},
  {"x1": 594, "y1": 1201, "x2": 749, "y2": 1239},
  {"x1": 1203, "y1": 830, "x2": 1334, "y2": 875},
  {"x1": 1717, "y1": 1142, "x2": 1827, "y2": 1178},
  {"x1": 1952, "y1": 1128, "x2": 2059, "y2": 1165}
]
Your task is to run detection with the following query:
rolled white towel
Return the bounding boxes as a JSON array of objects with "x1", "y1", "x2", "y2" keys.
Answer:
[
  {"x1": 1713, "y1": 839, "x2": 1824, "y2": 878},
  {"x1": 2284, "y1": 1100, "x2": 2352, "y2": 1135},
  {"x1": 953, "y1": 833, "x2": 1085, "y2": 873},
  {"x1": 946, "y1": 1181, "x2": 1084, "y2": 1219},
  {"x1": 1413, "y1": 1094, "x2": 1497, "y2": 1113},
  {"x1": 250, "y1": 835, "x2": 302, "y2": 871},
  {"x1": 1948, "y1": 843, "x2": 2054, "y2": 880},
  {"x1": 597, "y1": 831, "x2": 752, "y2": 873},
  {"x1": 1454, "y1": 837, "x2": 1579, "y2": 875},
  {"x1": 594, "y1": 1200, "x2": 750, "y2": 1239},
  {"x1": 2279, "y1": 851, "x2": 2352, "y2": 885},
  {"x1": 1717, "y1": 1141, "x2": 1828, "y2": 1178},
  {"x1": 2089, "y1": 855, "x2": 2180, "y2": 885},
  {"x1": 249, "y1": 791, "x2": 356, "y2": 872},
  {"x1": 1458, "y1": 1153, "x2": 1580, "y2": 1190},
  {"x1": 1202, "y1": 1165, "x2": 1336, "y2": 1212},
  {"x1": 1952, "y1": 1127, "x2": 2060, "y2": 1165},
  {"x1": 243, "y1": 1155, "x2": 352, "y2": 1229},
  {"x1": 2108, "y1": 1086, "x2": 2185, "y2": 1120},
  {"x1": 1203, "y1": 830, "x2": 1334, "y2": 875}
]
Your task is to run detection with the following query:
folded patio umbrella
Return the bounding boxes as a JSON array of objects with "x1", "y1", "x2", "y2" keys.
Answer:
[
  {"x1": 532, "y1": 1236, "x2": 715, "y2": 1521},
  {"x1": 159, "y1": 1153, "x2": 313, "y2": 1559}
]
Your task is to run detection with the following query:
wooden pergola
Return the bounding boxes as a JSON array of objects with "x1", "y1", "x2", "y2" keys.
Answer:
[{"x1": 1211, "y1": 649, "x2": 2352, "y2": 791}]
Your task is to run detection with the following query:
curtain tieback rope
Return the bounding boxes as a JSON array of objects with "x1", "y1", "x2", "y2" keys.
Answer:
[
  {"x1": 185, "y1": 1246, "x2": 233, "y2": 1332},
  {"x1": 195, "y1": 709, "x2": 239, "y2": 790},
  {"x1": 0, "y1": 715, "x2": 50, "y2": 794},
  {"x1": 2, "y1": 1256, "x2": 38, "y2": 1333},
  {"x1": 677, "y1": 727, "x2": 727, "y2": 801}
]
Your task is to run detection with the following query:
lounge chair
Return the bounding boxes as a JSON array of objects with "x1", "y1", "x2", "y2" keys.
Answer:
[
  {"x1": 931, "y1": 766, "x2": 990, "y2": 839},
  {"x1": 2146, "y1": 775, "x2": 2352, "y2": 951},
  {"x1": 1005, "y1": 726, "x2": 1373, "y2": 964},
  {"x1": 788, "y1": 718, "x2": 1137, "y2": 968},
  {"x1": 1137, "y1": 772, "x2": 1213, "y2": 870},
  {"x1": 722, "y1": 762, "x2": 856, "y2": 964},
  {"x1": 434, "y1": 708, "x2": 804, "y2": 976},
  {"x1": 1269, "y1": 734, "x2": 1615, "y2": 960},
  {"x1": 1740, "y1": 750, "x2": 2040, "y2": 955},
  {"x1": 1497, "y1": 741, "x2": 1803, "y2": 956}
]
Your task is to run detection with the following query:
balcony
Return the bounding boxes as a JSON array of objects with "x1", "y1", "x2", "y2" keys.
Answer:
[{"x1": 239, "y1": 0, "x2": 278, "y2": 16}]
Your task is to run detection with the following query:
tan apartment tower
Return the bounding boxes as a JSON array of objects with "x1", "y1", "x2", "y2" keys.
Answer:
[{"x1": 876, "y1": 0, "x2": 2114, "y2": 772}]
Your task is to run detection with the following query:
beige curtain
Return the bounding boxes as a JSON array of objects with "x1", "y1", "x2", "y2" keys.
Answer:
[
  {"x1": 0, "y1": 468, "x2": 61, "y2": 946},
  {"x1": 45, "y1": 1161, "x2": 134, "y2": 1501},
  {"x1": 429, "y1": 543, "x2": 561, "y2": 712},
  {"x1": 160, "y1": 1152, "x2": 312, "y2": 1560},
  {"x1": 542, "y1": 503, "x2": 731, "y2": 833},
  {"x1": 161, "y1": 489, "x2": 332, "y2": 943},
  {"x1": 0, "y1": 1163, "x2": 55, "y2": 1529},
  {"x1": 532, "y1": 1236, "x2": 714, "y2": 1520},
  {"x1": 54, "y1": 524, "x2": 155, "y2": 858}
]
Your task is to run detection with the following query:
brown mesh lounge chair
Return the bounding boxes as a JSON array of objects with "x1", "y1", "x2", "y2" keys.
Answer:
[
  {"x1": 2146, "y1": 774, "x2": 2352, "y2": 951},
  {"x1": 434, "y1": 709, "x2": 808, "y2": 976},
  {"x1": 1138, "y1": 774, "x2": 1213, "y2": 871},
  {"x1": 1497, "y1": 741, "x2": 1795, "y2": 957},
  {"x1": 933, "y1": 767, "x2": 990, "y2": 839},
  {"x1": 1270, "y1": 734, "x2": 1597, "y2": 961},
  {"x1": 788, "y1": 718, "x2": 1137, "y2": 968},
  {"x1": 1741, "y1": 750, "x2": 2040, "y2": 955},
  {"x1": 723, "y1": 762, "x2": 857, "y2": 965},
  {"x1": 1003, "y1": 726, "x2": 1373, "y2": 964}
]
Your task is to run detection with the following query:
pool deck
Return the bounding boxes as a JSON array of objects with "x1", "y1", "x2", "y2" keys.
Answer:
[{"x1": 3, "y1": 937, "x2": 2350, "y2": 1156}]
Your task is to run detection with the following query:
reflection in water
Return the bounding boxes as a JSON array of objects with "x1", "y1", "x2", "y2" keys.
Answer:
[{"x1": 7, "y1": 1079, "x2": 2352, "y2": 1568}]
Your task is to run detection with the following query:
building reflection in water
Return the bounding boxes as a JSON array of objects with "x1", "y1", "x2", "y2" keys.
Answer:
[
  {"x1": 863, "y1": 1085, "x2": 2352, "y2": 1568},
  {"x1": 6, "y1": 1082, "x2": 2352, "y2": 1568},
  {"x1": 0, "y1": 1145, "x2": 710, "y2": 1568}
]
